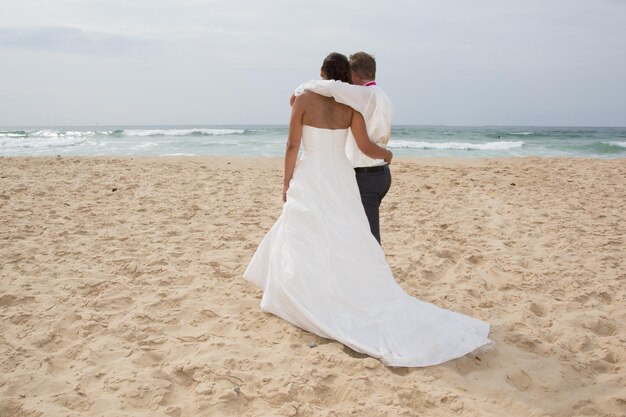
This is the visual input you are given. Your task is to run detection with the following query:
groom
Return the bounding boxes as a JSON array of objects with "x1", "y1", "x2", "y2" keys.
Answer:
[{"x1": 292, "y1": 52, "x2": 394, "y2": 243}]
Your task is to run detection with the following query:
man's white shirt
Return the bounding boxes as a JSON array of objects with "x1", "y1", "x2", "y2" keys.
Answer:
[{"x1": 295, "y1": 80, "x2": 393, "y2": 168}]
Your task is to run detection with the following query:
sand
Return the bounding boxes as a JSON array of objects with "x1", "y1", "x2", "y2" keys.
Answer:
[{"x1": 1, "y1": 156, "x2": 625, "y2": 417}]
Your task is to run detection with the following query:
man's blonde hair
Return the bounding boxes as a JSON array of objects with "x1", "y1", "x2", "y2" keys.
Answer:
[{"x1": 349, "y1": 52, "x2": 376, "y2": 80}]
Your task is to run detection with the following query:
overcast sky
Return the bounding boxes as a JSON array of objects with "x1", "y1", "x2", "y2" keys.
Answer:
[{"x1": 1, "y1": 0, "x2": 625, "y2": 127}]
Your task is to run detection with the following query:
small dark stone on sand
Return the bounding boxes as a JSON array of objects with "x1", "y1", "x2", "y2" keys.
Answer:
[
  {"x1": 64, "y1": 202, "x2": 70, "y2": 206},
  {"x1": 227, "y1": 162, "x2": 231, "y2": 165},
  {"x1": 234, "y1": 387, "x2": 241, "y2": 395},
  {"x1": 112, "y1": 188, "x2": 117, "y2": 192},
  {"x1": 510, "y1": 183, "x2": 516, "y2": 186},
  {"x1": 308, "y1": 342, "x2": 318, "y2": 348}
]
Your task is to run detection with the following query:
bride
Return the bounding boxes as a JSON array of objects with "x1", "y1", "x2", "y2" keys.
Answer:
[{"x1": 244, "y1": 53, "x2": 492, "y2": 367}]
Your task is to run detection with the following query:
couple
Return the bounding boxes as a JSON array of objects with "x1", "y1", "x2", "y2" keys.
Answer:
[{"x1": 244, "y1": 52, "x2": 491, "y2": 367}]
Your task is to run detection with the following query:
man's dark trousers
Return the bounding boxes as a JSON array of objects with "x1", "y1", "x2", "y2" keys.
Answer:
[{"x1": 355, "y1": 165, "x2": 391, "y2": 244}]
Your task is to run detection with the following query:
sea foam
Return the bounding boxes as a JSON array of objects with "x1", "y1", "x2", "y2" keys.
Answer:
[
  {"x1": 388, "y1": 140, "x2": 524, "y2": 151},
  {"x1": 122, "y1": 128, "x2": 245, "y2": 136}
]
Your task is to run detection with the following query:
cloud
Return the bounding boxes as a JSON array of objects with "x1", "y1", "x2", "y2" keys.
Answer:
[{"x1": 0, "y1": 26, "x2": 152, "y2": 55}]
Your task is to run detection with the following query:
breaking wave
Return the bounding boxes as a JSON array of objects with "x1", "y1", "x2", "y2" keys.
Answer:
[{"x1": 388, "y1": 140, "x2": 525, "y2": 151}]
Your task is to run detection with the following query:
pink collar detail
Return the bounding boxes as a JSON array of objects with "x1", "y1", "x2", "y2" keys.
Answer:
[{"x1": 364, "y1": 81, "x2": 377, "y2": 87}]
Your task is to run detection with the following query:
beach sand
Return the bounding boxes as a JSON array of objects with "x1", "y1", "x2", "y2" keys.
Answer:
[{"x1": 1, "y1": 156, "x2": 625, "y2": 416}]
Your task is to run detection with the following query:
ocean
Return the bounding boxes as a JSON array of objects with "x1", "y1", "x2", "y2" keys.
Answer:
[{"x1": 1, "y1": 125, "x2": 625, "y2": 158}]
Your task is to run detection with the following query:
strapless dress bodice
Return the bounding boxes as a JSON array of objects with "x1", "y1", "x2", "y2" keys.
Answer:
[{"x1": 301, "y1": 125, "x2": 349, "y2": 157}]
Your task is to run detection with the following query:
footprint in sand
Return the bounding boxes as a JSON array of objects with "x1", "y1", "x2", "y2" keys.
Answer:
[
  {"x1": 581, "y1": 317, "x2": 617, "y2": 337},
  {"x1": 0, "y1": 294, "x2": 35, "y2": 307},
  {"x1": 529, "y1": 302, "x2": 547, "y2": 317},
  {"x1": 506, "y1": 369, "x2": 533, "y2": 391}
]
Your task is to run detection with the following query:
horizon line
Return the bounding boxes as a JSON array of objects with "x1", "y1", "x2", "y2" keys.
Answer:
[{"x1": 2, "y1": 123, "x2": 626, "y2": 129}]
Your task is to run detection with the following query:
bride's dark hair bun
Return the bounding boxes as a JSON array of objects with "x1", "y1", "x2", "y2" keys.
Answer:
[{"x1": 321, "y1": 52, "x2": 352, "y2": 84}]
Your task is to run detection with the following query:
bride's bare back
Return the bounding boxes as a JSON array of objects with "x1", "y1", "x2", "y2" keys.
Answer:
[
  {"x1": 283, "y1": 86, "x2": 391, "y2": 202},
  {"x1": 299, "y1": 91, "x2": 353, "y2": 130}
]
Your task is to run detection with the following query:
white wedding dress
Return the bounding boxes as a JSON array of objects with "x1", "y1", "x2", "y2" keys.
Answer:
[{"x1": 244, "y1": 125, "x2": 491, "y2": 367}]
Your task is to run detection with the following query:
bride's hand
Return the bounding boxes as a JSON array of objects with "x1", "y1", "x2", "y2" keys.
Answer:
[
  {"x1": 282, "y1": 185, "x2": 289, "y2": 202},
  {"x1": 384, "y1": 149, "x2": 393, "y2": 165}
]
